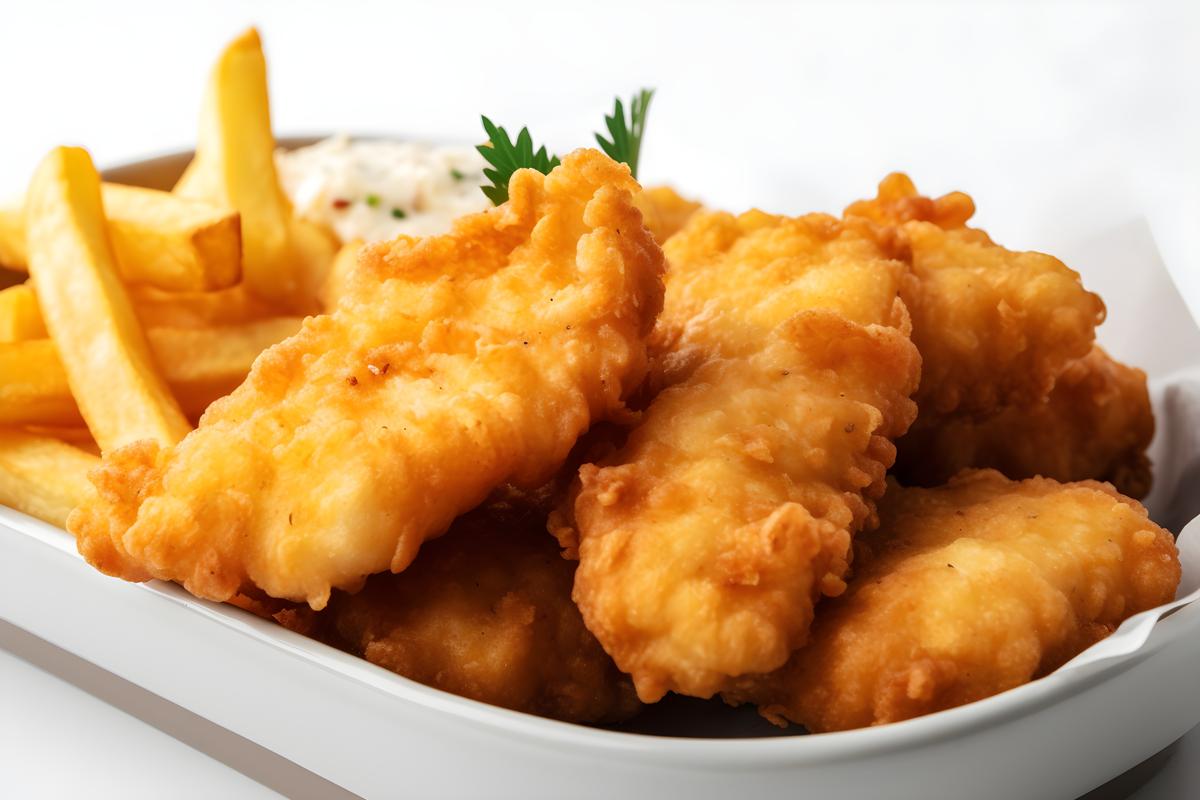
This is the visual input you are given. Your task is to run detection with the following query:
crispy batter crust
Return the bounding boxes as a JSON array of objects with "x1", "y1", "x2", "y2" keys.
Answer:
[
  {"x1": 724, "y1": 470, "x2": 1180, "y2": 731},
  {"x1": 320, "y1": 500, "x2": 641, "y2": 724},
  {"x1": 556, "y1": 312, "x2": 920, "y2": 701},
  {"x1": 895, "y1": 347, "x2": 1154, "y2": 497},
  {"x1": 846, "y1": 173, "x2": 1105, "y2": 417},
  {"x1": 70, "y1": 149, "x2": 664, "y2": 609},
  {"x1": 631, "y1": 186, "x2": 704, "y2": 244},
  {"x1": 555, "y1": 209, "x2": 919, "y2": 702},
  {"x1": 649, "y1": 210, "x2": 910, "y2": 390}
]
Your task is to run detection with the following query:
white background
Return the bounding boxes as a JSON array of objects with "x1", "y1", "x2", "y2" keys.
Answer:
[{"x1": 1, "y1": 1, "x2": 1198, "y2": 797}]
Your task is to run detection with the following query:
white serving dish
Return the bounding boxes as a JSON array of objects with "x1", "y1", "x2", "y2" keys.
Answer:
[
  {"x1": 3, "y1": 507, "x2": 1199, "y2": 800},
  {"x1": 2, "y1": 146, "x2": 1199, "y2": 799}
]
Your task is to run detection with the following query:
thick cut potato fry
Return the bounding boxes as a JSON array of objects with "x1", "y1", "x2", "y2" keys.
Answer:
[
  {"x1": 0, "y1": 339, "x2": 82, "y2": 426},
  {"x1": 176, "y1": 28, "x2": 334, "y2": 311},
  {"x1": 0, "y1": 318, "x2": 301, "y2": 426},
  {"x1": 1, "y1": 185, "x2": 242, "y2": 291},
  {"x1": 0, "y1": 201, "x2": 23, "y2": 267},
  {"x1": 23, "y1": 426, "x2": 100, "y2": 456},
  {"x1": 148, "y1": 318, "x2": 303, "y2": 416},
  {"x1": 0, "y1": 429, "x2": 98, "y2": 527},
  {"x1": 98, "y1": 184, "x2": 242, "y2": 290},
  {"x1": 318, "y1": 239, "x2": 363, "y2": 310},
  {"x1": 25, "y1": 146, "x2": 192, "y2": 452},
  {"x1": 0, "y1": 283, "x2": 47, "y2": 341},
  {"x1": 3, "y1": 281, "x2": 280, "y2": 334},
  {"x1": 130, "y1": 284, "x2": 278, "y2": 328}
]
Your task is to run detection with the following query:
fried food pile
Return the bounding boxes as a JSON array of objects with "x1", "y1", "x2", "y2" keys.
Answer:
[
  {"x1": 723, "y1": 470, "x2": 1178, "y2": 732},
  {"x1": 0, "y1": 29, "x2": 1179, "y2": 731},
  {"x1": 71, "y1": 148, "x2": 663, "y2": 609},
  {"x1": 552, "y1": 212, "x2": 921, "y2": 701},
  {"x1": 316, "y1": 495, "x2": 642, "y2": 724}
]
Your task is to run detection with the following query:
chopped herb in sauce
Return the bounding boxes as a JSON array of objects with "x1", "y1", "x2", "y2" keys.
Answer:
[
  {"x1": 391, "y1": 208, "x2": 407, "y2": 219},
  {"x1": 450, "y1": 168, "x2": 466, "y2": 181},
  {"x1": 365, "y1": 193, "x2": 381, "y2": 207}
]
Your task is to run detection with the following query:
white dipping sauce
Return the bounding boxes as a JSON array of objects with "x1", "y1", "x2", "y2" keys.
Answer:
[{"x1": 276, "y1": 135, "x2": 491, "y2": 244}]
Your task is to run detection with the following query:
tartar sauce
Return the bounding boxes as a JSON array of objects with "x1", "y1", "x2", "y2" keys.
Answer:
[{"x1": 276, "y1": 135, "x2": 490, "y2": 243}]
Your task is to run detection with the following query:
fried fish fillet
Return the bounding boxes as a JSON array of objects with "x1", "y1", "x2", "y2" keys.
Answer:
[
  {"x1": 724, "y1": 470, "x2": 1180, "y2": 732},
  {"x1": 70, "y1": 150, "x2": 664, "y2": 609},
  {"x1": 846, "y1": 173, "x2": 1105, "y2": 417},
  {"x1": 895, "y1": 347, "x2": 1154, "y2": 498},
  {"x1": 553, "y1": 212, "x2": 919, "y2": 701},
  {"x1": 314, "y1": 498, "x2": 641, "y2": 724},
  {"x1": 632, "y1": 186, "x2": 703, "y2": 244},
  {"x1": 648, "y1": 210, "x2": 912, "y2": 390}
]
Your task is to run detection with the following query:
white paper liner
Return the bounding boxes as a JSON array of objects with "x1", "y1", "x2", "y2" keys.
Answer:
[{"x1": 1041, "y1": 219, "x2": 1200, "y2": 673}]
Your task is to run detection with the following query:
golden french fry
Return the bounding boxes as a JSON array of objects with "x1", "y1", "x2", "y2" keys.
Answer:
[
  {"x1": 0, "y1": 283, "x2": 48, "y2": 341},
  {"x1": 177, "y1": 28, "x2": 333, "y2": 311},
  {"x1": 0, "y1": 339, "x2": 82, "y2": 426},
  {"x1": 23, "y1": 426, "x2": 100, "y2": 456},
  {"x1": 25, "y1": 146, "x2": 192, "y2": 452},
  {"x1": 0, "y1": 281, "x2": 276, "y2": 338},
  {"x1": 0, "y1": 201, "x2": 23, "y2": 268},
  {"x1": 172, "y1": 153, "x2": 213, "y2": 199},
  {"x1": 1, "y1": 185, "x2": 242, "y2": 291},
  {"x1": 318, "y1": 239, "x2": 364, "y2": 310},
  {"x1": 98, "y1": 183, "x2": 242, "y2": 290},
  {"x1": 293, "y1": 217, "x2": 341, "y2": 303},
  {"x1": 147, "y1": 317, "x2": 303, "y2": 416},
  {"x1": 130, "y1": 284, "x2": 278, "y2": 329},
  {"x1": 0, "y1": 318, "x2": 302, "y2": 426},
  {"x1": 0, "y1": 429, "x2": 98, "y2": 528}
]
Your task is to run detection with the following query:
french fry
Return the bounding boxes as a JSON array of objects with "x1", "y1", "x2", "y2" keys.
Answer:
[
  {"x1": 146, "y1": 317, "x2": 303, "y2": 416},
  {"x1": 0, "y1": 318, "x2": 302, "y2": 426},
  {"x1": 176, "y1": 28, "x2": 334, "y2": 312},
  {"x1": 0, "y1": 283, "x2": 47, "y2": 341},
  {"x1": 0, "y1": 429, "x2": 98, "y2": 528},
  {"x1": 293, "y1": 216, "x2": 340, "y2": 304},
  {"x1": 14, "y1": 280, "x2": 284, "y2": 331},
  {"x1": 0, "y1": 339, "x2": 82, "y2": 426},
  {"x1": 25, "y1": 146, "x2": 192, "y2": 452},
  {"x1": 23, "y1": 426, "x2": 100, "y2": 456},
  {"x1": 0, "y1": 200, "x2": 23, "y2": 268},
  {"x1": 0, "y1": 185, "x2": 242, "y2": 291},
  {"x1": 318, "y1": 239, "x2": 364, "y2": 310},
  {"x1": 98, "y1": 184, "x2": 242, "y2": 290},
  {"x1": 130, "y1": 284, "x2": 278, "y2": 329}
]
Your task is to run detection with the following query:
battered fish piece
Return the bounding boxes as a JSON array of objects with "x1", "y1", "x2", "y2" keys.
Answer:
[
  {"x1": 846, "y1": 173, "x2": 1105, "y2": 416},
  {"x1": 896, "y1": 347, "x2": 1154, "y2": 498},
  {"x1": 725, "y1": 471, "x2": 1180, "y2": 732},
  {"x1": 649, "y1": 210, "x2": 912, "y2": 389},
  {"x1": 319, "y1": 501, "x2": 641, "y2": 724},
  {"x1": 70, "y1": 150, "x2": 664, "y2": 608},
  {"x1": 632, "y1": 185, "x2": 703, "y2": 244},
  {"x1": 555, "y1": 311, "x2": 920, "y2": 701},
  {"x1": 555, "y1": 211, "x2": 918, "y2": 701}
]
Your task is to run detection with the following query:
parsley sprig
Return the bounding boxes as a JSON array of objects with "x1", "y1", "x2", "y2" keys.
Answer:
[
  {"x1": 477, "y1": 89, "x2": 656, "y2": 205},
  {"x1": 595, "y1": 89, "x2": 653, "y2": 180},
  {"x1": 477, "y1": 116, "x2": 560, "y2": 205}
]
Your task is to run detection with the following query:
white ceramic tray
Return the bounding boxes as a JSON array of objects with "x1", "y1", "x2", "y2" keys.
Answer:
[{"x1": 3, "y1": 147, "x2": 1200, "y2": 799}]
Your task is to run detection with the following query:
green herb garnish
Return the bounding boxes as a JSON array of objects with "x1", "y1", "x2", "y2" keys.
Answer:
[
  {"x1": 595, "y1": 89, "x2": 653, "y2": 180},
  {"x1": 365, "y1": 193, "x2": 381, "y2": 208},
  {"x1": 450, "y1": 168, "x2": 465, "y2": 181},
  {"x1": 391, "y1": 208, "x2": 407, "y2": 219},
  {"x1": 477, "y1": 116, "x2": 560, "y2": 205}
]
